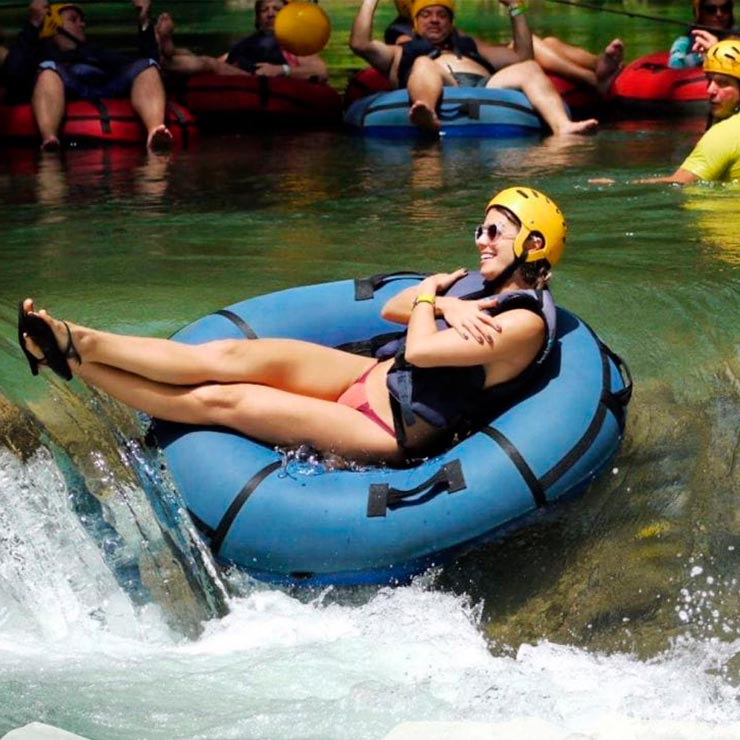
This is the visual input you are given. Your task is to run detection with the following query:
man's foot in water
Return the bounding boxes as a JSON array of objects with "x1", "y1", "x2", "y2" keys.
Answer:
[
  {"x1": 40, "y1": 135, "x2": 61, "y2": 152},
  {"x1": 409, "y1": 101, "x2": 441, "y2": 135},
  {"x1": 595, "y1": 39, "x2": 624, "y2": 97},
  {"x1": 147, "y1": 124, "x2": 173, "y2": 153}
]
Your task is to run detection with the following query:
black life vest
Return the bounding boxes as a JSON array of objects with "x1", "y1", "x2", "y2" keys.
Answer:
[
  {"x1": 397, "y1": 30, "x2": 497, "y2": 88},
  {"x1": 384, "y1": 17, "x2": 413, "y2": 45},
  {"x1": 384, "y1": 273, "x2": 557, "y2": 446},
  {"x1": 226, "y1": 31, "x2": 287, "y2": 73}
]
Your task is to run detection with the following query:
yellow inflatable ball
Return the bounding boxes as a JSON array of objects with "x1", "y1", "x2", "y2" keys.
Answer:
[{"x1": 274, "y1": 2, "x2": 331, "y2": 57}]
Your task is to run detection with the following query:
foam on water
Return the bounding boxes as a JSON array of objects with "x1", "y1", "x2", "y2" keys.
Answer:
[
  {"x1": 2, "y1": 574, "x2": 740, "y2": 739},
  {"x1": 1, "y1": 438, "x2": 739, "y2": 739}
]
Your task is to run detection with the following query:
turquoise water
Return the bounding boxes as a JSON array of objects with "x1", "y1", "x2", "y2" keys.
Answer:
[{"x1": 1, "y1": 1, "x2": 740, "y2": 738}]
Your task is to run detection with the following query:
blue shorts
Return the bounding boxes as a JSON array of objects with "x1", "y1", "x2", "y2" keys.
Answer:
[{"x1": 38, "y1": 57, "x2": 158, "y2": 100}]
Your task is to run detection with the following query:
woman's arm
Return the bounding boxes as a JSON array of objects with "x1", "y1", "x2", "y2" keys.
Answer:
[
  {"x1": 350, "y1": 0, "x2": 400, "y2": 76},
  {"x1": 254, "y1": 52, "x2": 328, "y2": 81},
  {"x1": 403, "y1": 275, "x2": 545, "y2": 384},
  {"x1": 380, "y1": 270, "x2": 502, "y2": 343},
  {"x1": 632, "y1": 168, "x2": 698, "y2": 185}
]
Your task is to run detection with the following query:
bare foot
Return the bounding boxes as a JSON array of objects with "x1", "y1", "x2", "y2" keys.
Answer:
[
  {"x1": 595, "y1": 39, "x2": 624, "y2": 97},
  {"x1": 147, "y1": 124, "x2": 173, "y2": 152},
  {"x1": 552, "y1": 117, "x2": 599, "y2": 136},
  {"x1": 40, "y1": 135, "x2": 60, "y2": 152},
  {"x1": 409, "y1": 101, "x2": 440, "y2": 135}
]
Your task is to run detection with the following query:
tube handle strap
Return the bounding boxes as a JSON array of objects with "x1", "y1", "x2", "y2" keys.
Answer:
[{"x1": 367, "y1": 459, "x2": 466, "y2": 518}]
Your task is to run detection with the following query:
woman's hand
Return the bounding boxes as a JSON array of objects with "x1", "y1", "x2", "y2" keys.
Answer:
[
  {"x1": 440, "y1": 296, "x2": 502, "y2": 344},
  {"x1": 416, "y1": 268, "x2": 467, "y2": 297},
  {"x1": 691, "y1": 29, "x2": 719, "y2": 56}
]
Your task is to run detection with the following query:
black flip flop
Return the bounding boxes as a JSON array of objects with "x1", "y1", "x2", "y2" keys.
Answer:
[
  {"x1": 18, "y1": 302, "x2": 41, "y2": 376},
  {"x1": 17, "y1": 303, "x2": 73, "y2": 381}
]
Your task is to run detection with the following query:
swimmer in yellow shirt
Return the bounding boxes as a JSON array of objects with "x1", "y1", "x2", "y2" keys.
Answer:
[{"x1": 592, "y1": 39, "x2": 740, "y2": 185}]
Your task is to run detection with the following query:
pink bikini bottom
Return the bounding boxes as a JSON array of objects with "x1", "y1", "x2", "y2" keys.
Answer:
[{"x1": 336, "y1": 364, "x2": 396, "y2": 438}]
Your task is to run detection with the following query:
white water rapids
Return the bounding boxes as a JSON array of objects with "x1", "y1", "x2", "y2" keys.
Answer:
[{"x1": 1, "y1": 446, "x2": 740, "y2": 740}]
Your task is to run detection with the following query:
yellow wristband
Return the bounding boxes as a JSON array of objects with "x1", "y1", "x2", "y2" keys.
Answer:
[
  {"x1": 509, "y1": 3, "x2": 526, "y2": 16},
  {"x1": 412, "y1": 294, "x2": 436, "y2": 308},
  {"x1": 281, "y1": 63, "x2": 291, "y2": 77}
]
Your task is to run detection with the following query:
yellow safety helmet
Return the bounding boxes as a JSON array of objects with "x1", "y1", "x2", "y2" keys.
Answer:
[
  {"x1": 485, "y1": 186, "x2": 567, "y2": 266},
  {"x1": 412, "y1": 0, "x2": 455, "y2": 32},
  {"x1": 39, "y1": 3, "x2": 84, "y2": 39},
  {"x1": 274, "y1": 1, "x2": 331, "y2": 56},
  {"x1": 703, "y1": 38, "x2": 740, "y2": 81},
  {"x1": 394, "y1": 0, "x2": 414, "y2": 20}
]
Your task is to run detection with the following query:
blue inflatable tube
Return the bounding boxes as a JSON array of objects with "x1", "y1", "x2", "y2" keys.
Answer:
[
  {"x1": 154, "y1": 273, "x2": 631, "y2": 587},
  {"x1": 343, "y1": 88, "x2": 544, "y2": 138}
]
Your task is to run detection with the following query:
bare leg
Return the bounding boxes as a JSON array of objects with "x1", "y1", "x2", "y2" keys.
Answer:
[
  {"x1": 488, "y1": 59, "x2": 598, "y2": 136},
  {"x1": 20, "y1": 300, "x2": 401, "y2": 462},
  {"x1": 21, "y1": 299, "x2": 374, "y2": 398},
  {"x1": 594, "y1": 39, "x2": 624, "y2": 96},
  {"x1": 406, "y1": 56, "x2": 452, "y2": 134},
  {"x1": 130, "y1": 65, "x2": 173, "y2": 151},
  {"x1": 532, "y1": 36, "x2": 598, "y2": 87},
  {"x1": 155, "y1": 12, "x2": 176, "y2": 61},
  {"x1": 541, "y1": 35, "x2": 599, "y2": 68},
  {"x1": 75, "y1": 362, "x2": 402, "y2": 462},
  {"x1": 31, "y1": 69, "x2": 65, "y2": 151},
  {"x1": 155, "y1": 12, "x2": 244, "y2": 76}
]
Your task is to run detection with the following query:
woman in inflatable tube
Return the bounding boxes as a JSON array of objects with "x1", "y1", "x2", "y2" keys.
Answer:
[{"x1": 19, "y1": 186, "x2": 566, "y2": 467}]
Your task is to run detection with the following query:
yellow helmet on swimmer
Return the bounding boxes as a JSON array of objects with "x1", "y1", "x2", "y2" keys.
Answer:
[
  {"x1": 485, "y1": 186, "x2": 567, "y2": 267},
  {"x1": 395, "y1": 0, "x2": 414, "y2": 20},
  {"x1": 411, "y1": 0, "x2": 455, "y2": 31},
  {"x1": 39, "y1": 3, "x2": 84, "y2": 39},
  {"x1": 703, "y1": 39, "x2": 740, "y2": 81}
]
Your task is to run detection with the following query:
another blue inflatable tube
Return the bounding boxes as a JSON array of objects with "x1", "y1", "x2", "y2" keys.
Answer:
[
  {"x1": 343, "y1": 87, "x2": 544, "y2": 138},
  {"x1": 154, "y1": 273, "x2": 631, "y2": 587}
]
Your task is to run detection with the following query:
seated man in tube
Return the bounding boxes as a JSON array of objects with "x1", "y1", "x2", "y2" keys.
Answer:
[{"x1": 349, "y1": 0, "x2": 599, "y2": 136}]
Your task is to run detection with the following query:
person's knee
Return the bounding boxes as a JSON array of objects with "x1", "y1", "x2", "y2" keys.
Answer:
[
  {"x1": 409, "y1": 56, "x2": 441, "y2": 79},
  {"x1": 206, "y1": 339, "x2": 250, "y2": 368},
  {"x1": 35, "y1": 67, "x2": 64, "y2": 91},
  {"x1": 133, "y1": 63, "x2": 162, "y2": 86},
  {"x1": 518, "y1": 59, "x2": 541, "y2": 74},
  {"x1": 190, "y1": 383, "x2": 243, "y2": 424},
  {"x1": 508, "y1": 59, "x2": 544, "y2": 83}
]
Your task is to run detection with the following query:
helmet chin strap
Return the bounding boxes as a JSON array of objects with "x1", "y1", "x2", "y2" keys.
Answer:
[
  {"x1": 486, "y1": 251, "x2": 524, "y2": 292},
  {"x1": 57, "y1": 26, "x2": 83, "y2": 47}
]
